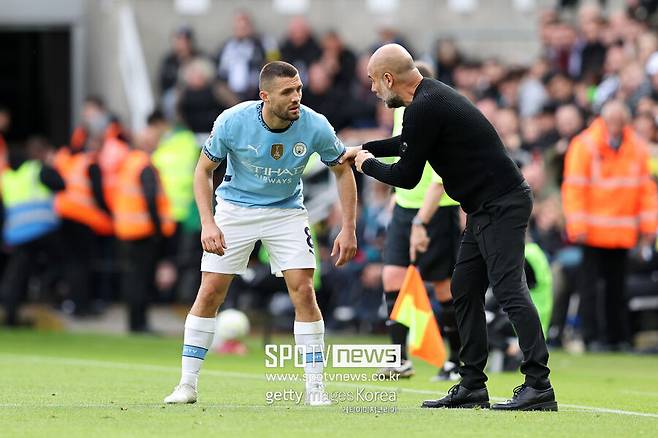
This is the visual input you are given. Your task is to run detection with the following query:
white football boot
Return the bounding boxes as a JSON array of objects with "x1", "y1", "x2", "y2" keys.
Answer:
[{"x1": 164, "y1": 384, "x2": 198, "y2": 404}]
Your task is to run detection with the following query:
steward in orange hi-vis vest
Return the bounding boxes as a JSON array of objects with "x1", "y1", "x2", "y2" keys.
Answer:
[
  {"x1": 54, "y1": 148, "x2": 113, "y2": 236},
  {"x1": 113, "y1": 149, "x2": 175, "y2": 241},
  {"x1": 562, "y1": 117, "x2": 658, "y2": 249}
]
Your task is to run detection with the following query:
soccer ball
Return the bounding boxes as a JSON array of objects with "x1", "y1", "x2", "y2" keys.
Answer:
[{"x1": 213, "y1": 309, "x2": 250, "y2": 343}]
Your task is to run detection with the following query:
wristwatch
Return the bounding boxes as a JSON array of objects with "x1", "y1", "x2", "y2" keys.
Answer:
[{"x1": 412, "y1": 216, "x2": 428, "y2": 227}]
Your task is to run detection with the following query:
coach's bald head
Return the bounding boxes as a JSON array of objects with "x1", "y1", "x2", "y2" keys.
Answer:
[
  {"x1": 367, "y1": 44, "x2": 423, "y2": 108},
  {"x1": 369, "y1": 44, "x2": 415, "y2": 77}
]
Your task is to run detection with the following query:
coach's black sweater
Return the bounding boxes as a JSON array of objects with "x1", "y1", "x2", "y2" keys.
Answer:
[{"x1": 362, "y1": 78, "x2": 524, "y2": 213}]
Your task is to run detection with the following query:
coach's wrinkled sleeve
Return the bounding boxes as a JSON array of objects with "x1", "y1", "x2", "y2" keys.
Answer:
[
  {"x1": 315, "y1": 116, "x2": 346, "y2": 166},
  {"x1": 202, "y1": 117, "x2": 230, "y2": 163}
]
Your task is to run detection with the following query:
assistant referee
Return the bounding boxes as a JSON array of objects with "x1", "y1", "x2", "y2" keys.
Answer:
[{"x1": 344, "y1": 44, "x2": 557, "y2": 411}]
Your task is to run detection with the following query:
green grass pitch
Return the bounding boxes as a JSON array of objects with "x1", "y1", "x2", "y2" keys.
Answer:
[{"x1": 1, "y1": 330, "x2": 657, "y2": 437}]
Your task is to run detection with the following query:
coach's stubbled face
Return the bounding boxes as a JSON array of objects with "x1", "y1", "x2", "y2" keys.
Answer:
[
  {"x1": 269, "y1": 75, "x2": 303, "y2": 121},
  {"x1": 384, "y1": 93, "x2": 404, "y2": 108},
  {"x1": 368, "y1": 70, "x2": 404, "y2": 108}
]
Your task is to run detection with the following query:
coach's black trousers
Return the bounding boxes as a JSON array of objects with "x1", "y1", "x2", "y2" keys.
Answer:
[{"x1": 451, "y1": 183, "x2": 550, "y2": 390}]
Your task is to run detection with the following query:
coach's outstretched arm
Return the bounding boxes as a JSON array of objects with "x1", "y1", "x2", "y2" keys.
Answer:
[
  {"x1": 354, "y1": 144, "x2": 426, "y2": 190},
  {"x1": 330, "y1": 161, "x2": 358, "y2": 267},
  {"x1": 194, "y1": 153, "x2": 227, "y2": 256},
  {"x1": 340, "y1": 135, "x2": 402, "y2": 164}
]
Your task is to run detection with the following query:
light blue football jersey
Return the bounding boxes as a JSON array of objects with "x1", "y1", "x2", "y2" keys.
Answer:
[{"x1": 203, "y1": 101, "x2": 346, "y2": 209}]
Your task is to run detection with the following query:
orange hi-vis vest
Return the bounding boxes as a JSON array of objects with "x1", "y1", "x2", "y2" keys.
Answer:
[
  {"x1": 113, "y1": 150, "x2": 175, "y2": 241},
  {"x1": 54, "y1": 148, "x2": 113, "y2": 235},
  {"x1": 98, "y1": 137, "x2": 130, "y2": 212},
  {"x1": 562, "y1": 117, "x2": 658, "y2": 249}
]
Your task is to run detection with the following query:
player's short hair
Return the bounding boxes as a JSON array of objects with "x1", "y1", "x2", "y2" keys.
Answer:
[{"x1": 259, "y1": 61, "x2": 299, "y2": 91}]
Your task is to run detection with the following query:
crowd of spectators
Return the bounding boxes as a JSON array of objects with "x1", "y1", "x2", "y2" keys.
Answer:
[{"x1": 2, "y1": 3, "x2": 658, "y2": 352}]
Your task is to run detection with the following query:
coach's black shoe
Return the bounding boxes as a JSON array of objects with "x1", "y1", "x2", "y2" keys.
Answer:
[
  {"x1": 491, "y1": 384, "x2": 558, "y2": 411},
  {"x1": 421, "y1": 384, "x2": 490, "y2": 409}
]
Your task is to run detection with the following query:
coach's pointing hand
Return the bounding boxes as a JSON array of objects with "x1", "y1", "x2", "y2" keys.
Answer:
[
  {"x1": 201, "y1": 223, "x2": 227, "y2": 256},
  {"x1": 332, "y1": 228, "x2": 357, "y2": 267},
  {"x1": 355, "y1": 150, "x2": 375, "y2": 173}
]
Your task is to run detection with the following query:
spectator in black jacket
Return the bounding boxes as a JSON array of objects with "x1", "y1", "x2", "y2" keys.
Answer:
[
  {"x1": 302, "y1": 62, "x2": 353, "y2": 132},
  {"x1": 159, "y1": 26, "x2": 200, "y2": 95},
  {"x1": 319, "y1": 31, "x2": 357, "y2": 91},
  {"x1": 280, "y1": 16, "x2": 322, "y2": 84},
  {"x1": 178, "y1": 58, "x2": 227, "y2": 135}
]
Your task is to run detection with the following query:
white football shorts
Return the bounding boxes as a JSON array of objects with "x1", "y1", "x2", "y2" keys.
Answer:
[{"x1": 200, "y1": 198, "x2": 316, "y2": 276}]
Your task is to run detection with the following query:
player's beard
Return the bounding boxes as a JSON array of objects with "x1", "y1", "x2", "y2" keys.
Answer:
[{"x1": 273, "y1": 103, "x2": 300, "y2": 122}]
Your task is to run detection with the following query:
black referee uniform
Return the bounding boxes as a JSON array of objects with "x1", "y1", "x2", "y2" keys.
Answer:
[{"x1": 361, "y1": 78, "x2": 553, "y2": 408}]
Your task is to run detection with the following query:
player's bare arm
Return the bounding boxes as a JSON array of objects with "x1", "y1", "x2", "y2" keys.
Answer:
[
  {"x1": 194, "y1": 153, "x2": 227, "y2": 256},
  {"x1": 329, "y1": 160, "x2": 358, "y2": 267}
]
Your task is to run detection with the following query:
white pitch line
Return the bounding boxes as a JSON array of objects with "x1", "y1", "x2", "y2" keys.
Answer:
[{"x1": 1, "y1": 353, "x2": 657, "y2": 419}]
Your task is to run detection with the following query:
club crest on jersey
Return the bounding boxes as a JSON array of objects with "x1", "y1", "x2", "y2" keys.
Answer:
[
  {"x1": 293, "y1": 142, "x2": 307, "y2": 157},
  {"x1": 271, "y1": 143, "x2": 284, "y2": 160}
]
